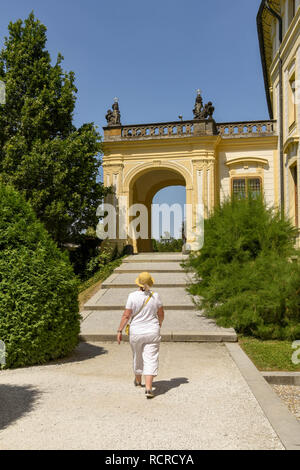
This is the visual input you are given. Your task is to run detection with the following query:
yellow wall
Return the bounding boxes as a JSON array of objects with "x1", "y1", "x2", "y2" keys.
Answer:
[
  {"x1": 269, "y1": 1, "x2": 300, "y2": 229},
  {"x1": 102, "y1": 134, "x2": 278, "y2": 252}
]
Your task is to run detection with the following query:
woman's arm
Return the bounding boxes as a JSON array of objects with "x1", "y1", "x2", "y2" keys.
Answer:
[
  {"x1": 157, "y1": 307, "x2": 164, "y2": 328},
  {"x1": 117, "y1": 309, "x2": 132, "y2": 344}
]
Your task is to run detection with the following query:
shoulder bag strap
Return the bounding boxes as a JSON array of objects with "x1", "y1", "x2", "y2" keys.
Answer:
[{"x1": 128, "y1": 291, "x2": 153, "y2": 327}]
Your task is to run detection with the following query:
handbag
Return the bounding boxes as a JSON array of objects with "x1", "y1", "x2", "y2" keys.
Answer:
[{"x1": 125, "y1": 291, "x2": 153, "y2": 336}]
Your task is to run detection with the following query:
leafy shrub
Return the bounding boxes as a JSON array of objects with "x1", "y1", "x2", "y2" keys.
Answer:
[
  {"x1": 68, "y1": 233, "x2": 120, "y2": 281},
  {"x1": 0, "y1": 183, "x2": 80, "y2": 369},
  {"x1": 152, "y1": 237, "x2": 183, "y2": 252},
  {"x1": 83, "y1": 245, "x2": 119, "y2": 280},
  {"x1": 184, "y1": 197, "x2": 300, "y2": 340},
  {"x1": 79, "y1": 256, "x2": 124, "y2": 294}
]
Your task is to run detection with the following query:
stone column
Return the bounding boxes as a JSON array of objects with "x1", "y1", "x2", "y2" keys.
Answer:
[
  {"x1": 101, "y1": 163, "x2": 124, "y2": 252},
  {"x1": 189, "y1": 160, "x2": 206, "y2": 250},
  {"x1": 185, "y1": 186, "x2": 195, "y2": 250}
]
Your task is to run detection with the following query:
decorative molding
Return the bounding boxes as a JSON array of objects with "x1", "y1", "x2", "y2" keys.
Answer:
[
  {"x1": 102, "y1": 163, "x2": 124, "y2": 169},
  {"x1": 283, "y1": 136, "x2": 299, "y2": 154},
  {"x1": 123, "y1": 160, "x2": 192, "y2": 189},
  {"x1": 225, "y1": 157, "x2": 269, "y2": 167},
  {"x1": 192, "y1": 158, "x2": 215, "y2": 164},
  {"x1": 197, "y1": 170, "x2": 203, "y2": 206}
]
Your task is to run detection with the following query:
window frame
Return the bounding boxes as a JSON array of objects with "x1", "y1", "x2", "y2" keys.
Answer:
[{"x1": 231, "y1": 176, "x2": 263, "y2": 199}]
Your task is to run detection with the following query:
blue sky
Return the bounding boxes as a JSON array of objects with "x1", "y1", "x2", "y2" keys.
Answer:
[
  {"x1": 0, "y1": 0, "x2": 267, "y2": 238},
  {"x1": 0, "y1": 0, "x2": 268, "y2": 126}
]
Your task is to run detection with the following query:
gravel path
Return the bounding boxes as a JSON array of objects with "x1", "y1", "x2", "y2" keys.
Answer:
[
  {"x1": 272, "y1": 385, "x2": 300, "y2": 421},
  {"x1": 0, "y1": 342, "x2": 283, "y2": 450}
]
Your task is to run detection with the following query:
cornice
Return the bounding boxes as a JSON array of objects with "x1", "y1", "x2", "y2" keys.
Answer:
[
  {"x1": 103, "y1": 135, "x2": 219, "y2": 150},
  {"x1": 218, "y1": 135, "x2": 278, "y2": 150}
]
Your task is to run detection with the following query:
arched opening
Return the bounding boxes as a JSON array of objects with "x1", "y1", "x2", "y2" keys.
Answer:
[
  {"x1": 129, "y1": 166, "x2": 187, "y2": 252},
  {"x1": 152, "y1": 186, "x2": 186, "y2": 251}
]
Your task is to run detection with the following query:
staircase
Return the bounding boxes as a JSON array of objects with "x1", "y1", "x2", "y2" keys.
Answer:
[{"x1": 80, "y1": 253, "x2": 237, "y2": 342}]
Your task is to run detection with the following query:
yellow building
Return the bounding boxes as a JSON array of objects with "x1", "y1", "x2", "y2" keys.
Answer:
[
  {"x1": 101, "y1": 1, "x2": 299, "y2": 253},
  {"x1": 257, "y1": 0, "x2": 300, "y2": 228}
]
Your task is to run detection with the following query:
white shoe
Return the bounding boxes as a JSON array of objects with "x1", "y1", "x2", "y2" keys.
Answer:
[{"x1": 145, "y1": 389, "x2": 154, "y2": 399}]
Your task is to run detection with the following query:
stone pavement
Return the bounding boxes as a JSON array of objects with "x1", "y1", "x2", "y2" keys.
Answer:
[
  {"x1": 0, "y1": 342, "x2": 284, "y2": 450},
  {"x1": 81, "y1": 253, "x2": 237, "y2": 342},
  {"x1": 1, "y1": 252, "x2": 296, "y2": 450}
]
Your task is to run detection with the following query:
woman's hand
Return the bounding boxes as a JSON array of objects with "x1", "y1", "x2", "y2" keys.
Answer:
[
  {"x1": 117, "y1": 309, "x2": 132, "y2": 345},
  {"x1": 117, "y1": 331, "x2": 122, "y2": 345}
]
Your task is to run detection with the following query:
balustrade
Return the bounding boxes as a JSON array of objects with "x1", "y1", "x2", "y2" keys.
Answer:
[{"x1": 104, "y1": 120, "x2": 276, "y2": 141}]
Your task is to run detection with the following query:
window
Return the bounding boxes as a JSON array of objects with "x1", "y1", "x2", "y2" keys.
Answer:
[
  {"x1": 288, "y1": 73, "x2": 296, "y2": 129},
  {"x1": 232, "y1": 178, "x2": 262, "y2": 199},
  {"x1": 233, "y1": 179, "x2": 246, "y2": 198}
]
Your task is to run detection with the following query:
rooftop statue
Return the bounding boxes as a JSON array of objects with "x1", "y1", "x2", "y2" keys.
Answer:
[
  {"x1": 106, "y1": 98, "x2": 121, "y2": 126},
  {"x1": 193, "y1": 90, "x2": 215, "y2": 120},
  {"x1": 204, "y1": 101, "x2": 215, "y2": 120}
]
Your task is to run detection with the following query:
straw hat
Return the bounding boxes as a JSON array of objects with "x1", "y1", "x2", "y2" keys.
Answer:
[{"x1": 135, "y1": 272, "x2": 155, "y2": 288}]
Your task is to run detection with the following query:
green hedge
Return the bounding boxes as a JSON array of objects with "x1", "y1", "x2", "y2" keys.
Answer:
[
  {"x1": 0, "y1": 183, "x2": 80, "y2": 368},
  {"x1": 184, "y1": 197, "x2": 300, "y2": 340}
]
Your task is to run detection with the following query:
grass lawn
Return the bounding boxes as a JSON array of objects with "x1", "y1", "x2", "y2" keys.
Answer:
[
  {"x1": 239, "y1": 336, "x2": 300, "y2": 372},
  {"x1": 78, "y1": 257, "x2": 125, "y2": 311}
]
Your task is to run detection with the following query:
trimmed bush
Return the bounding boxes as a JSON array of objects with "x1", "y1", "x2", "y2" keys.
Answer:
[
  {"x1": 184, "y1": 197, "x2": 300, "y2": 340},
  {"x1": 0, "y1": 183, "x2": 80, "y2": 368}
]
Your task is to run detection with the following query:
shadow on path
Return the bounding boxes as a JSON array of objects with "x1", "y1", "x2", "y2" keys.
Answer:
[
  {"x1": 49, "y1": 342, "x2": 108, "y2": 366},
  {"x1": 153, "y1": 377, "x2": 189, "y2": 397},
  {"x1": 0, "y1": 384, "x2": 41, "y2": 431}
]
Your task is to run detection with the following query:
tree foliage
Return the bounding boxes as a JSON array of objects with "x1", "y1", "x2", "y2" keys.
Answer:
[{"x1": 0, "y1": 13, "x2": 109, "y2": 244}]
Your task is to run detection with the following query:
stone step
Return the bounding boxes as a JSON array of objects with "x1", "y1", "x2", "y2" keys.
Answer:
[
  {"x1": 81, "y1": 252, "x2": 237, "y2": 343},
  {"x1": 84, "y1": 287, "x2": 196, "y2": 311},
  {"x1": 80, "y1": 308, "x2": 237, "y2": 343},
  {"x1": 101, "y1": 272, "x2": 194, "y2": 289},
  {"x1": 81, "y1": 309, "x2": 236, "y2": 335},
  {"x1": 124, "y1": 253, "x2": 188, "y2": 263},
  {"x1": 115, "y1": 262, "x2": 185, "y2": 273},
  {"x1": 79, "y1": 331, "x2": 238, "y2": 343}
]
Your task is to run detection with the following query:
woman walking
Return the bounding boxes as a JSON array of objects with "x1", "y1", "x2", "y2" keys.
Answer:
[{"x1": 117, "y1": 272, "x2": 164, "y2": 399}]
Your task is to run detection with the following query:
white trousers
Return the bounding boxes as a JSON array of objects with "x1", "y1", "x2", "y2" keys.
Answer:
[{"x1": 129, "y1": 333, "x2": 161, "y2": 377}]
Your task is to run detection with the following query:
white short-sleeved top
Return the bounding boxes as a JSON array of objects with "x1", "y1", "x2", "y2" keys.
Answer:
[{"x1": 125, "y1": 290, "x2": 163, "y2": 335}]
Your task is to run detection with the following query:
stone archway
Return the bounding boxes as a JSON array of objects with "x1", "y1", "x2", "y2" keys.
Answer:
[
  {"x1": 127, "y1": 166, "x2": 187, "y2": 252},
  {"x1": 102, "y1": 91, "x2": 278, "y2": 253}
]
